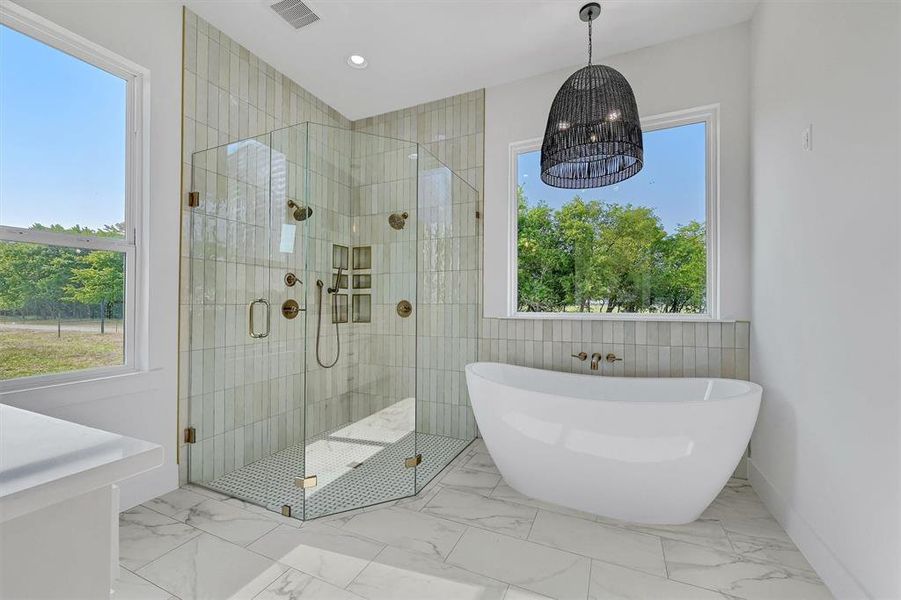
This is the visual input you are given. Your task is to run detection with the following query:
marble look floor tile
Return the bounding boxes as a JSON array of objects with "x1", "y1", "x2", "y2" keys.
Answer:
[
  {"x1": 423, "y1": 488, "x2": 537, "y2": 539},
  {"x1": 221, "y1": 497, "x2": 303, "y2": 528},
  {"x1": 395, "y1": 483, "x2": 443, "y2": 512},
  {"x1": 119, "y1": 505, "x2": 201, "y2": 571},
  {"x1": 248, "y1": 523, "x2": 384, "y2": 588},
  {"x1": 463, "y1": 453, "x2": 500, "y2": 474},
  {"x1": 315, "y1": 500, "x2": 398, "y2": 529},
  {"x1": 254, "y1": 568, "x2": 364, "y2": 600},
  {"x1": 702, "y1": 482, "x2": 771, "y2": 522},
  {"x1": 719, "y1": 514, "x2": 794, "y2": 544},
  {"x1": 137, "y1": 533, "x2": 287, "y2": 600},
  {"x1": 491, "y1": 481, "x2": 600, "y2": 522},
  {"x1": 504, "y1": 587, "x2": 554, "y2": 600},
  {"x1": 348, "y1": 545, "x2": 507, "y2": 600},
  {"x1": 447, "y1": 446, "x2": 478, "y2": 468},
  {"x1": 588, "y1": 560, "x2": 728, "y2": 600},
  {"x1": 727, "y1": 531, "x2": 817, "y2": 574},
  {"x1": 663, "y1": 540, "x2": 832, "y2": 600},
  {"x1": 440, "y1": 467, "x2": 502, "y2": 496},
  {"x1": 112, "y1": 568, "x2": 175, "y2": 600},
  {"x1": 447, "y1": 527, "x2": 591, "y2": 600},
  {"x1": 528, "y1": 510, "x2": 666, "y2": 578},
  {"x1": 627, "y1": 518, "x2": 734, "y2": 553},
  {"x1": 144, "y1": 488, "x2": 209, "y2": 518},
  {"x1": 181, "y1": 483, "x2": 231, "y2": 501},
  {"x1": 342, "y1": 507, "x2": 466, "y2": 559},
  {"x1": 173, "y1": 498, "x2": 279, "y2": 546},
  {"x1": 468, "y1": 439, "x2": 488, "y2": 454}
]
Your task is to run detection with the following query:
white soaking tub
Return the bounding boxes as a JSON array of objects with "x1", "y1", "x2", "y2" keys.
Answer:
[{"x1": 465, "y1": 362, "x2": 761, "y2": 524}]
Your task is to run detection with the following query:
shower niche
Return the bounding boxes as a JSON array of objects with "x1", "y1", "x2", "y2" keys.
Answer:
[{"x1": 185, "y1": 123, "x2": 479, "y2": 520}]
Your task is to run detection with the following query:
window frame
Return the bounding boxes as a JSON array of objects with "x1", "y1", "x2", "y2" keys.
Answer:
[
  {"x1": 508, "y1": 104, "x2": 720, "y2": 320},
  {"x1": 0, "y1": 3, "x2": 149, "y2": 391}
]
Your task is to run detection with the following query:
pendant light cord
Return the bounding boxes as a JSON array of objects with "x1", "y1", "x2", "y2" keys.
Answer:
[{"x1": 588, "y1": 17, "x2": 593, "y2": 65}]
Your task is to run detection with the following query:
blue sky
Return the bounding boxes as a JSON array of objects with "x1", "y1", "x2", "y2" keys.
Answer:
[
  {"x1": 518, "y1": 122, "x2": 706, "y2": 233},
  {"x1": 0, "y1": 24, "x2": 125, "y2": 232},
  {"x1": 0, "y1": 21, "x2": 702, "y2": 235}
]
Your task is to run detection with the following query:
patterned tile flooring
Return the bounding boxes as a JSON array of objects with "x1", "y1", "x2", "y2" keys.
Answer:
[
  {"x1": 205, "y1": 430, "x2": 470, "y2": 519},
  {"x1": 118, "y1": 441, "x2": 834, "y2": 600},
  {"x1": 196, "y1": 399, "x2": 471, "y2": 519}
]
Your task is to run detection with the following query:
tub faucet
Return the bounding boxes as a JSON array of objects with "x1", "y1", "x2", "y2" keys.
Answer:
[{"x1": 590, "y1": 352, "x2": 603, "y2": 370}]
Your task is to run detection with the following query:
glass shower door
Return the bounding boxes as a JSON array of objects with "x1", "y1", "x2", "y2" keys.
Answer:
[
  {"x1": 186, "y1": 134, "x2": 286, "y2": 510},
  {"x1": 185, "y1": 122, "x2": 477, "y2": 521},
  {"x1": 261, "y1": 123, "x2": 309, "y2": 519},
  {"x1": 300, "y1": 125, "x2": 419, "y2": 519},
  {"x1": 414, "y1": 145, "x2": 479, "y2": 493}
]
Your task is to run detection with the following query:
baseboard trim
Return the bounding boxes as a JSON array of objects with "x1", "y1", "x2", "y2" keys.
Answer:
[{"x1": 748, "y1": 460, "x2": 872, "y2": 599}]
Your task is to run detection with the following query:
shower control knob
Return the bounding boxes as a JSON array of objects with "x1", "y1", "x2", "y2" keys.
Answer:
[
  {"x1": 281, "y1": 299, "x2": 303, "y2": 319},
  {"x1": 396, "y1": 300, "x2": 413, "y2": 318},
  {"x1": 571, "y1": 352, "x2": 588, "y2": 361}
]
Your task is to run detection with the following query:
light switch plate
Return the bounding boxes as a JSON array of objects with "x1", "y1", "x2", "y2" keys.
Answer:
[{"x1": 801, "y1": 124, "x2": 813, "y2": 151}]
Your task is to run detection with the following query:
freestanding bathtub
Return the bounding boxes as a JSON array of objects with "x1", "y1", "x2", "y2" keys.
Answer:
[{"x1": 465, "y1": 362, "x2": 761, "y2": 524}]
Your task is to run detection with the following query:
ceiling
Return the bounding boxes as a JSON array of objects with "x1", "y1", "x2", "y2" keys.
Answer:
[{"x1": 185, "y1": 0, "x2": 758, "y2": 121}]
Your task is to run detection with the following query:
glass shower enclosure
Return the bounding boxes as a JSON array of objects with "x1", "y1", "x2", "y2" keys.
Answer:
[{"x1": 185, "y1": 122, "x2": 479, "y2": 520}]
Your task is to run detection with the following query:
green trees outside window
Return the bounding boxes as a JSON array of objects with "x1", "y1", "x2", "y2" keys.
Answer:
[
  {"x1": 0, "y1": 223, "x2": 125, "y2": 323},
  {"x1": 0, "y1": 224, "x2": 126, "y2": 380},
  {"x1": 517, "y1": 186, "x2": 706, "y2": 314}
]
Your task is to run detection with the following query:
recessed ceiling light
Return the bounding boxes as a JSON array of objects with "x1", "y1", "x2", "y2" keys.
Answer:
[{"x1": 347, "y1": 54, "x2": 368, "y2": 69}]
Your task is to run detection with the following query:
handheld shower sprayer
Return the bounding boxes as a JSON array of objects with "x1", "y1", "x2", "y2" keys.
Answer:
[
  {"x1": 314, "y1": 269, "x2": 343, "y2": 369},
  {"x1": 328, "y1": 267, "x2": 344, "y2": 294}
]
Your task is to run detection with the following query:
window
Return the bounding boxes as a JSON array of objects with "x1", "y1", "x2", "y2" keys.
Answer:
[
  {"x1": 0, "y1": 6, "x2": 146, "y2": 387},
  {"x1": 511, "y1": 106, "x2": 717, "y2": 318}
]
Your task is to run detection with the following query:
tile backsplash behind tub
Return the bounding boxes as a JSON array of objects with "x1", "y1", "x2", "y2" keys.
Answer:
[{"x1": 479, "y1": 319, "x2": 750, "y2": 379}]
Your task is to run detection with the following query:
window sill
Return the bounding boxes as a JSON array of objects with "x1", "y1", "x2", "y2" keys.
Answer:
[{"x1": 0, "y1": 368, "x2": 166, "y2": 412}]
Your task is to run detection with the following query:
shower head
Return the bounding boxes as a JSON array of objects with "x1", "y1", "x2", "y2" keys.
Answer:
[
  {"x1": 287, "y1": 200, "x2": 313, "y2": 222},
  {"x1": 388, "y1": 211, "x2": 408, "y2": 230}
]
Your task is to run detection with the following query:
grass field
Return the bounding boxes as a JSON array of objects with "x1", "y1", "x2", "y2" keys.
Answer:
[{"x1": 0, "y1": 329, "x2": 123, "y2": 380}]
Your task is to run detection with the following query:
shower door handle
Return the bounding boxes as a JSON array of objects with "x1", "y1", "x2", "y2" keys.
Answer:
[{"x1": 248, "y1": 298, "x2": 271, "y2": 339}]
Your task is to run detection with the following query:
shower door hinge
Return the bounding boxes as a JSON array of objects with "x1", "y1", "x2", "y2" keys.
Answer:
[
  {"x1": 295, "y1": 475, "x2": 318, "y2": 489},
  {"x1": 404, "y1": 454, "x2": 422, "y2": 468},
  {"x1": 187, "y1": 191, "x2": 200, "y2": 207},
  {"x1": 184, "y1": 427, "x2": 196, "y2": 444},
  {"x1": 475, "y1": 209, "x2": 481, "y2": 219},
  {"x1": 281, "y1": 505, "x2": 292, "y2": 518}
]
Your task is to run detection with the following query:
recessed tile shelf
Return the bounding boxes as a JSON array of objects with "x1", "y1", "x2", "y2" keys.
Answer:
[
  {"x1": 332, "y1": 294, "x2": 348, "y2": 324},
  {"x1": 353, "y1": 274, "x2": 371, "y2": 289},
  {"x1": 352, "y1": 294, "x2": 371, "y2": 323},
  {"x1": 333, "y1": 244, "x2": 349, "y2": 270},
  {"x1": 352, "y1": 246, "x2": 371, "y2": 270}
]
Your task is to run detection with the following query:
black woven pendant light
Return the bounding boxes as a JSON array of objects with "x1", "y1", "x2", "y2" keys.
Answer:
[{"x1": 540, "y1": 2, "x2": 643, "y2": 189}]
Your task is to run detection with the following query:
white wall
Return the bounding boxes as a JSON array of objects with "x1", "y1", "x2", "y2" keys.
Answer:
[
  {"x1": 484, "y1": 22, "x2": 751, "y2": 320},
  {"x1": 749, "y1": 2, "x2": 900, "y2": 598},
  {"x1": 0, "y1": 1, "x2": 183, "y2": 509}
]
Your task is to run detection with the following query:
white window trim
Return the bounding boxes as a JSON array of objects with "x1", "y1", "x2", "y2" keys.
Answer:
[
  {"x1": 506, "y1": 104, "x2": 720, "y2": 321},
  {"x1": 0, "y1": 3, "x2": 150, "y2": 392}
]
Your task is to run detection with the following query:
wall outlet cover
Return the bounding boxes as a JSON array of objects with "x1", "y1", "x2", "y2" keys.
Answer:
[{"x1": 801, "y1": 124, "x2": 813, "y2": 151}]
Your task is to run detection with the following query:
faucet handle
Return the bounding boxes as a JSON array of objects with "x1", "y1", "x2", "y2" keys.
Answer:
[
  {"x1": 605, "y1": 353, "x2": 623, "y2": 363},
  {"x1": 571, "y1": 352, "x2": 588, "y2": 361}
]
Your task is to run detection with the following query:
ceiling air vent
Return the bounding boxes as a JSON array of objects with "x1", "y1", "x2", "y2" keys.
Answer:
[{"x1": 270, "y1": 0, "x2": 319, "y2": 29}]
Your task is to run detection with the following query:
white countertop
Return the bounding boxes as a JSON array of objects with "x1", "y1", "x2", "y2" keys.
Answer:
[{"x1": 0, "y1": 404, "x2": 163, "y2": 523}]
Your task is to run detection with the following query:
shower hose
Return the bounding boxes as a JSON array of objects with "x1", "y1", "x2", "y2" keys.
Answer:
[{"x1": 315, "y1": 279, "x2": 340, "y2": 368}]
